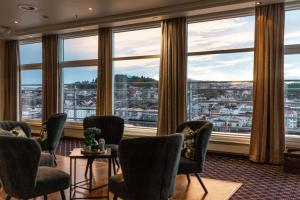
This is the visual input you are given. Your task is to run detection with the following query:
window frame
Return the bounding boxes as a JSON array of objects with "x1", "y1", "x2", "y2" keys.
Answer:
[
  {"x1": 284, "y1": 7, "x2": 300, "y2": 139},
  {"x1": 59, "y1": 31, "x2": 99, "y2": 123},
  {"x1": 112, "y1": 23, "x2": 161, "y2": 131},
  {"x1": 19, "y1": 38, "x2": 43, "y2": 122},
  {"x1": 187, "y1": 13, "x2": 255, "y2": 136}
]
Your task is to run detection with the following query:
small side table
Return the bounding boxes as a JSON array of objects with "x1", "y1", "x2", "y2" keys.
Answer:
[{"x1": 69, "y1": 148, "x2": 112, "y2": 199}]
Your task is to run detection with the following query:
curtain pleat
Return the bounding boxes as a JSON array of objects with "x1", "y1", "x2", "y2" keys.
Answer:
[
  {"x1": 96, "y1": 28, "x2": 113, "y2": 115},
  {"x1": 157, "y1": 17, "x2": 187, "y2": 135},
  {"x1": 250, "y1": 3, "x2": 285, "y2": 164},
  {"x1": 0, "y1": 41, "x2": 5, "y2": 120},
  {"x1": 42, "y1": 35, "x2": 60, "y2": 122},
  {"x1": 3, "y1": 40, "x2": 20, "y2": 121}
]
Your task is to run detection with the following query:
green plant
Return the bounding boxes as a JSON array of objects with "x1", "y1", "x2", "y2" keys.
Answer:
[{"x1": 84, "y1": 127, "x2": 102, "y2": 146}]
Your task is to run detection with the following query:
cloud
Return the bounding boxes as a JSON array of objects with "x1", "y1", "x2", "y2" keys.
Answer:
[
  {"x1": 114, "y1": 28, "x2": 161, "y2": 57},
  {"x1": 63, "y1": 36, "x2": 98, "y2": 60},
  {"x1": 188, "y1": 16, "x2": 254, "y2": 52},
  {"x1": 188, "y1": 53, "x2": 254, "y2": 81}
]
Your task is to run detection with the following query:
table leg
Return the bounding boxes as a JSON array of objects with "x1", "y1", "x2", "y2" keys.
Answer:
[
  {"x1": 89, "y1": 159, "x2": 93, "y2": 192},
  {"x1": 74, "y1": 158, "x2": 77, "y2": 198},
  {"x1": 108, "y1": 158, "x2": 112, "y2": 200},
  {"x1": 69, "y1": 157, "x2": 72, "y2": 200}
]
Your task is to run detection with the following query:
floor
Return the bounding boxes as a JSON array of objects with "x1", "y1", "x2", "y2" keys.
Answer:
[{"x1": 56, "y1": 137, "x2": 300, "y2": 200}]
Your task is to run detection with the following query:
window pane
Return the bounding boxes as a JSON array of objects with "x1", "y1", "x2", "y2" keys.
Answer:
[
  {"x1": 187, "y1": 52, "x2": 254, "y2": 134},
  {"x1": 113, "y1": 28, "x2": 160, "y2": 57},
  {"x1": 188, "y1": 16, "x2": 255, "y2": 52},
  {"x1": 63, "y1": 36, "x2": 98, "y2": 61},
  {"x1": 113, "y1": 58, "x2": 159, "y2": 128},
  {"x1": 20, "y1": 42, "x2": 42, "y2": 64},
  {"x1": 285, "y1": 9, "x2": 300, "y2": 45},
  {"x1": 21, "y1": 69, "x2": 42, "y2": 120},
  {"x1": 62, "y1": 66, "x2": 97, "y2": 121},
  {"x1": 284, "y1": 54, "x2": 300, "y2": 136}
]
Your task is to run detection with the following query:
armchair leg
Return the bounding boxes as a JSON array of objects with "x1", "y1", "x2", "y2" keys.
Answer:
[
  {"x1": 5, "y1": 196, "x2": 11, "y2": 200},
  {"x1": 115, "y1": 158, "x2": 120, "y2": 169},
  {"x1": 186, "y1": 173, "x2": 191, "y2": 182},
  {"x1": 50, "y1": 150, "x2": 57, "y2": 166},
  {"x1": 60, "y1": 190, "x2": 66, "y2": 200},
  {"x1": 112, "y1": 158, "x2": 117, "y2": 175},
  {"x1": 44, "y1": 195, "x2": 47, "y2": 200},
  {"x1": 195, "y1": 173, "x2": 208, "y2": 193}
]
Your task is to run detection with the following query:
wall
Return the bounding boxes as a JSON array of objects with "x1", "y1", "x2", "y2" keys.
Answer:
[{"x1": 0, "y1": 40, "x2": 5, "y2": 120}]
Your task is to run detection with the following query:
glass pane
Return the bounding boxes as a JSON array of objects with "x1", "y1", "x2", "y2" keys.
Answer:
[
  {"x1": 114, "y1": 27, "x2": 160, "y2": 57},
  {"x1": 62, "y1": 66, "x2": 97, "y2": 121},
  {"x1": 188, "y1": 16, "x2": 255, "y2": 52},
  {"x1": 21, "y1": 69, "x2": 42, "y2": 120},
  {"x1": 20, "y1": 42, "x2": 42, "y2": 64},
  {"x1": 113, "y1": 58, "x2": 159, "y2": 128},
  {"x1": 284, "y1": 54, "x2": 300, "y2": 136},
  {"x1": 285, "y1": 9, "x2": 300, "y2": 45},
  {"x1": 187, "y1": 52, "x2": 254, "y2": 134},
  {"x1": 63, "y1": 36, "x2": 98, "y2": 61}
]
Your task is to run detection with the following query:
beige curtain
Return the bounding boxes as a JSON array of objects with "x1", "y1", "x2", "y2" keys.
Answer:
[
  {"x1": 250, "y1": 3, "x2": 285, "y2": 164},
  {"x1": 157, "y1": 17, "x2": 187, "y2": 135},
  {"x1": 42, "y1": 35, "x2": 60, "y2": 122},
  {"x1": 3, "y1": 40, "x2": 20, "y2": 121},
  {"x1": 96, "y1": 28, "x2": 113, "y2": 115},
  {"x1": 0, "y1": 40, "x2": 6, "y2": 120}
]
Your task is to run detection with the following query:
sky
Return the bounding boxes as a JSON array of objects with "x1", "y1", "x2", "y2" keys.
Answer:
[{"x1": 20, "y1": 9, "x2": 300, "y2": 85}]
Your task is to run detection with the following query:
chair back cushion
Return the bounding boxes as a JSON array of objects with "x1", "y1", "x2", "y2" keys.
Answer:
[
  {"x1": 83, "y1": 116, "x2": 124, "y2": 144},
  {"x1": 0, "y1": 136, "x2": 40, "y2": 198},
  {"x1": 0, "y1": 121, "x2": 31, "y2": 137},
  {"x1": 119, "y1": 134, "x2": 183, "y2": 200},
  {"x1": 177, "y1": 121, "x2": 213, "y2": 170},
  {"x1": 44, "y1": 113, "x2": 67, "y2": 151}
]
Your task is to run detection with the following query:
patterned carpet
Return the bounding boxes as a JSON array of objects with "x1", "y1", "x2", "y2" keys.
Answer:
[{"x1": 56, "y1": 137, "x2": 300, "y2": 200}]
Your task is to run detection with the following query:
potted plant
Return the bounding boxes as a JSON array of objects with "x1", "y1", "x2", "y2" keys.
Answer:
[{"x1": 83, "y1": 127, "x2": 102, "y2": 152}]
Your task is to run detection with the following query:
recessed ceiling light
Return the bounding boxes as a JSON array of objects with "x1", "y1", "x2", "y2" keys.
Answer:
[
  {"x1": 256, "y1": 2, "x2": 261, "y2": 5},
  {"x1": 29, "y1": 35, "x2": 33, "y2": 38},
  {"x1": 14, "y1": 20, "x2": 18, "y2": 24},
  {"x1": 80, "y1": 27, "x2": 85, "y2": 30},
  {"x1": 18, "y1": 4, "x2": 38, "y2": 11},
  {"x1": 89, "y1": 7, "x2": 93, "y2": 11}
]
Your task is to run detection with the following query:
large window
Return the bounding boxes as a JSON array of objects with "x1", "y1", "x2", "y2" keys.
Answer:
[
  {"x1": 60, "y1": 35, "x2": 98, "y2": 121},
  {"x1": 187, "y1": 16, "x2": 255, "y2": 134},
  {"x1": 113, "y1": 27, "x2": 160, "y2": 128},
  {"x1": 19, "y1": 41, "x2": 42, "y2": 120},
  {"x1": 284, "y1": 9, "x2": 300, "y2": 136}
]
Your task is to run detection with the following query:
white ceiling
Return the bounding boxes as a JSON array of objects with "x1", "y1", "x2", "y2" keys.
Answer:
[
  {"x1": 0, "y1": 0, "x2": 200, "y2": 30},
  {"x1": 0, "y1": 0, "x2": 295, "y2": 39}
]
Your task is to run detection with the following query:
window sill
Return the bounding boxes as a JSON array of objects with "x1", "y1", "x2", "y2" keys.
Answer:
[{"x1": 24, "y1": 120, "x2": 300, "y2": 155}]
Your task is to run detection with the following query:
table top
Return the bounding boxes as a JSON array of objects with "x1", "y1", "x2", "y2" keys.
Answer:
[{"x1": 69, "y1": 148, "x2": 112, "y2": 158}]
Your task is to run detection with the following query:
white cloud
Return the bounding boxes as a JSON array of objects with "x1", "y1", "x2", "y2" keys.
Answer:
[{"x1": 188, "y1": 17, "x2": 254, "y2": 52}]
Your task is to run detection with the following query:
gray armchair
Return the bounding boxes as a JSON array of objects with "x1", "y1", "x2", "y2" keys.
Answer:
[
  {"x1": 0, "y1": 136, "x2": 70, "y2": 200},
  {"x1": 38, "y1": 113, "x2": 67, "y2": 165},
  {"x1": 83, "y1": 115, "x2": 124, "y2": 176},
  {"x1": 109, "y1": 134, "x2": 183, "y2": 200},
  {"x1": 0, "y1": 121, "x2": 54, "y2": 167},
  {"x1": 176, "y1": 120, "x2": 213, "y2": 193}
]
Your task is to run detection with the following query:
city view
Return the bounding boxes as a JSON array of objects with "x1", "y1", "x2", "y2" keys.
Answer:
[{"x1": 21, "y1": 77, "x2": 300, "y2": 135}]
